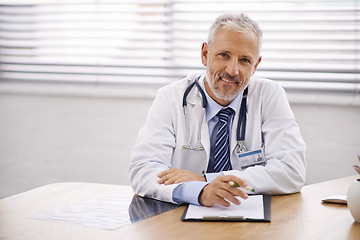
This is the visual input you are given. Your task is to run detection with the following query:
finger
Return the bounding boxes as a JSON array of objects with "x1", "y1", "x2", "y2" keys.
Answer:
[
  {"x1": 209, "y1": 179, "x2": 247, "y2": 203},
  {"x1": 160, "y1": 171, "x2": 186, "y2": 185},
  {"x1": 158, "y1": 169, "x2": 179, "y2": 184},
  {"x1": 229, "y1": 187, "x2": 248, "y2": 200},
  {"x1": 157, "y1": 169, "x2": 175, "y2": 178},
  {"x1": 164, "y1": 172, "x2": 192, "y2": 185},
  {"x1": 221, "y1": 181, "x2": 249, "y2": 200},
  {"x1": 157, "y1": 172, "x2": 171, "y2": 184},
  {"x1": 217, "y1": 190, "x2": 241, "y2": 205},
  {"x1": 199, "y1": 188, "x2": 231, "y2": 207},
  {"x1": 164, "y1": 176, "x2": 179, "y2": 185},
  {"x1": 157, "y1": 178, "x2": 165, "y2": 184},
  {"x1": 222, "y1": 175, "x2": 248, "y2": 187},
  {"x1": 213, "y1": 196, "x2": 232, "y2": 207}
]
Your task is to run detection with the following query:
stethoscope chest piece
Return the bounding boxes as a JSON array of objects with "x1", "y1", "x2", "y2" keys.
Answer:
[{"x1": 234, "y1": 141, "x2": 248, "y2": 154}]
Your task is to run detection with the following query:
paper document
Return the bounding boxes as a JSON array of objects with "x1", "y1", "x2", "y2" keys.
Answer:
[
  {"x1": 183, "y1": 195, "x2": 265, "y2": 221},
  {"x1": 31, "y1": 194, "x2": 133, "y2": 230}
]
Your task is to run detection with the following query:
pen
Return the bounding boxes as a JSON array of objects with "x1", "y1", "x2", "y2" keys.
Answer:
[{"x1": 229, "y1": 181, "x2": 255, "y2": 192}]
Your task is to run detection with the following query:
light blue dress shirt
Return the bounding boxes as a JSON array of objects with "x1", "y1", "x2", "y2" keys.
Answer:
[{"x1": 172, "y1": 79, "x2": 241, "y2": 205}]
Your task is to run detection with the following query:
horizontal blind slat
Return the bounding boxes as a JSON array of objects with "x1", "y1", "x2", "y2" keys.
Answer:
[{"x1": 0, "y1": 0, "x2": 358, "y2": 94}]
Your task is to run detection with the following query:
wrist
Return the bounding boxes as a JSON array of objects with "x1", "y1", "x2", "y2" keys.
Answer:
[
  {"x1": 198, "y1": 188, "x2": 205, "y2": 206},
  {"x1": 198, "y1": 183, "x2": 209, "y2": 206}
]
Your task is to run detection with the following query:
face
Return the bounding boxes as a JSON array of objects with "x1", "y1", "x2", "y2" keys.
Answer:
[{"x1": 201, "y1": 27, "x2": 262, "y2": 106}]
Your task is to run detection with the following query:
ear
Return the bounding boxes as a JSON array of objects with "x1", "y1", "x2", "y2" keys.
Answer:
[
  {"x1": 252, "y1": 56, "x2": 262, "y2": 76},
  {"x1": 201, "y1": 42, "x2": 209, "y2": 67}
]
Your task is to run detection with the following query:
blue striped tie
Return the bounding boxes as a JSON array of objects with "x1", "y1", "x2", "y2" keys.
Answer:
[{"x1": 213, "y1": 108, "x2": 234, "y2": 172}]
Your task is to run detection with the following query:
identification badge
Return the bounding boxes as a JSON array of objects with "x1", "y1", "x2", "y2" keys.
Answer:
[{"x1": 236, "y1": 148, "x2": 267, "y2": 170}]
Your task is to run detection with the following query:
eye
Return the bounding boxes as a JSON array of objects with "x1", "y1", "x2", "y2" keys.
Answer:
[
  {"x1": 218, "y1": 52, "x2": 230, "y2": 58},
  {"x1": 240, "y1": 58, "x2": 251, "y2": 64}
]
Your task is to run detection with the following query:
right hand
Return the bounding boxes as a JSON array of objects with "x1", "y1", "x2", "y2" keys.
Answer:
[{"x1": 199, "y1": 175, "x2": 249, "y2": 207}]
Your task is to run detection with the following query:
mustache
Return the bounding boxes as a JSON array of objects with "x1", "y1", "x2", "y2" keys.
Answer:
[{"x1": 218, "y1": 72, "x2": 241, "y2": 83}]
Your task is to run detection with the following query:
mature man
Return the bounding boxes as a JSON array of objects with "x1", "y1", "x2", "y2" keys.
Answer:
[{"x1": 129, "y1": 13, "x2": 306, "y2": 207}]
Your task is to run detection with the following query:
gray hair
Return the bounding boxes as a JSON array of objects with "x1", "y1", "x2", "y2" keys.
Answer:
[{"x1": 207, "y1": 13, "x2": 263, "y2": 57}]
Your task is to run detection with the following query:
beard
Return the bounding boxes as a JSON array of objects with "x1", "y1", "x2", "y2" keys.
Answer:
[{"x1": 205, "y1": 67, "x2": 246, "y2": 101}]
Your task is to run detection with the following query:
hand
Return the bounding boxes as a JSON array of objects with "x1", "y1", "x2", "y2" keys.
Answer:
[
  {"x1": 199, "y1": 175, "x2": 248, "y2": 207},
  {"x1": 157, "y1": 168, "x2": 206, "y2": 185}
]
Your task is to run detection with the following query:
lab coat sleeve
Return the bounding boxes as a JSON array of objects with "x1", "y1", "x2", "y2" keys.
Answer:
[
  {"x1": 129, "y1": 86, "x2": 179, "y2": 203},
  {"x1": 225, "y1": 81, "x2": 306, "y2": 195}
]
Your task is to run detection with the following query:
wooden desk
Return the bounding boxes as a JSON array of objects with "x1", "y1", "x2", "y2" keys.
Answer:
[{"x1": 1, "y1": 176, "x2": 359, "y2": 240}]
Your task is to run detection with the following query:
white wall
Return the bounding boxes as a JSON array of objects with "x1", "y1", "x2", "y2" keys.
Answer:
[
  {"x1": 1, "y1": 83, "x2": 359, "y2": 198},
  {"x1": 291, "y1": 97, "x2": 360, "y2": 184}
]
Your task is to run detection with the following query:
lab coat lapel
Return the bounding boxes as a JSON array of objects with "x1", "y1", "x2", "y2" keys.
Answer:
[
  {"x1": 230, "y1": 90, "x2": 244, "y2": 153},
  {"x1": 230, "y1": 107, "x2": 239, "y2": 153},
  {"x1": 198, "y1": 77, "x2": 210, "y2": 160},
  {"x1": 201, "y1": 112, "x2": 210, "y2": 161},
  {"x1": 185, "y1": 77, "x2": 210, "y2": 161}
]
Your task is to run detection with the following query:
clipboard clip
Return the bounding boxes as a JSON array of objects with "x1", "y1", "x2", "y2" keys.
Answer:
[{"x1": 202, "y1": 215, "x2": 246, "y2": 221}]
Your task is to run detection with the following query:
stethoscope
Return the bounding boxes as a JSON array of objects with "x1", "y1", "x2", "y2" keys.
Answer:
[{"x1": 182, "y1": 76, "x2": 248, "y2": 154}]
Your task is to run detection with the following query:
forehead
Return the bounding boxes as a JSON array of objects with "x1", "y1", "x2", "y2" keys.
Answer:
[{"x1": 210, "y1": 27, "x2": 259, "y2": 57}]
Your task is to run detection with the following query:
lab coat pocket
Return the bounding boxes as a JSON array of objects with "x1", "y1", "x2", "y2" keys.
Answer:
[{"x1": 179, "y1": 148, "x2": 208, "y2": 176}]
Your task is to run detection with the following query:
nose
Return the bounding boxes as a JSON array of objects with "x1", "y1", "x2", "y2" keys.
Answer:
[{"x1": 225, "y1": 58, "x2": 240, "y2": 76}]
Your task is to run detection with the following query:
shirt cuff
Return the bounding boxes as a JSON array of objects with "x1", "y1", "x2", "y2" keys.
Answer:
[
  {"x1": 172, "y1": 181, "x2": 209, "y2": 205},
  {"x1": 205, "y1": 172, "x2": 223, "y2": 182}
]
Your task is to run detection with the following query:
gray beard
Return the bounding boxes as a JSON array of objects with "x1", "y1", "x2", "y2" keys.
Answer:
[{"x1": 205, "y1": 68, "x2": 242, "y2": 101}]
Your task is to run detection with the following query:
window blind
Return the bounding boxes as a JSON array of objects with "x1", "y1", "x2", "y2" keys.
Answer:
[{"x1": 0, "y1": 0, "x2": 359, "y2": 94}]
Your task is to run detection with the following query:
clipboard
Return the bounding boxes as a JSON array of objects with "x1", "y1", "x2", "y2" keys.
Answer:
[{"x1": 181, "y1": 195, "x2": 271, "y2": 222}]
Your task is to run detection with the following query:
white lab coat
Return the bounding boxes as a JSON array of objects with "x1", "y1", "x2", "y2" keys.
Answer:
[{"x1": 129, "y1": 72, "x2": 306, "y2": 203}]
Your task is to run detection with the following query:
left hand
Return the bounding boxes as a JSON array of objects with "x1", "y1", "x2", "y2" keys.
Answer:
[{"x1": 157, "y1": 168, "x2": 206, "y2": 185}]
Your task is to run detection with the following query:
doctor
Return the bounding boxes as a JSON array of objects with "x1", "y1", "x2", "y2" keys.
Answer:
[{"x1": 129, "y1": 13, "x2": 306, "y2": 207}]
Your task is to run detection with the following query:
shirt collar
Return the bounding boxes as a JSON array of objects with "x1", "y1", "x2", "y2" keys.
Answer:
[{"x1": 201, "y1": 76, "x2": 241, "y2": 122}]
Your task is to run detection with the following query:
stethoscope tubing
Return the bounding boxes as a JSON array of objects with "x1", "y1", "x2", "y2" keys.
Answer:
[{"x1": 182, "y1": 76, "x2": 248, "y2": 143}]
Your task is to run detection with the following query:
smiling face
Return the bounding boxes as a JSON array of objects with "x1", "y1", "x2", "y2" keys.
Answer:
[{"x1": 201, "y1": 27, "x2": 262, "y2": 106}]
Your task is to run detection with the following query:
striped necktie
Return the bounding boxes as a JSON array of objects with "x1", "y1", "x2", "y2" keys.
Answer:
[{"x1": 213, "y1": 107, "x2": 234, "y2": 172}]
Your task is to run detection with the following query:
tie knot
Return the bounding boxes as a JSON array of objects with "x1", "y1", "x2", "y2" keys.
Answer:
[{"x1": 218, "y1": 108, "x2": 234, "y2": 122}]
